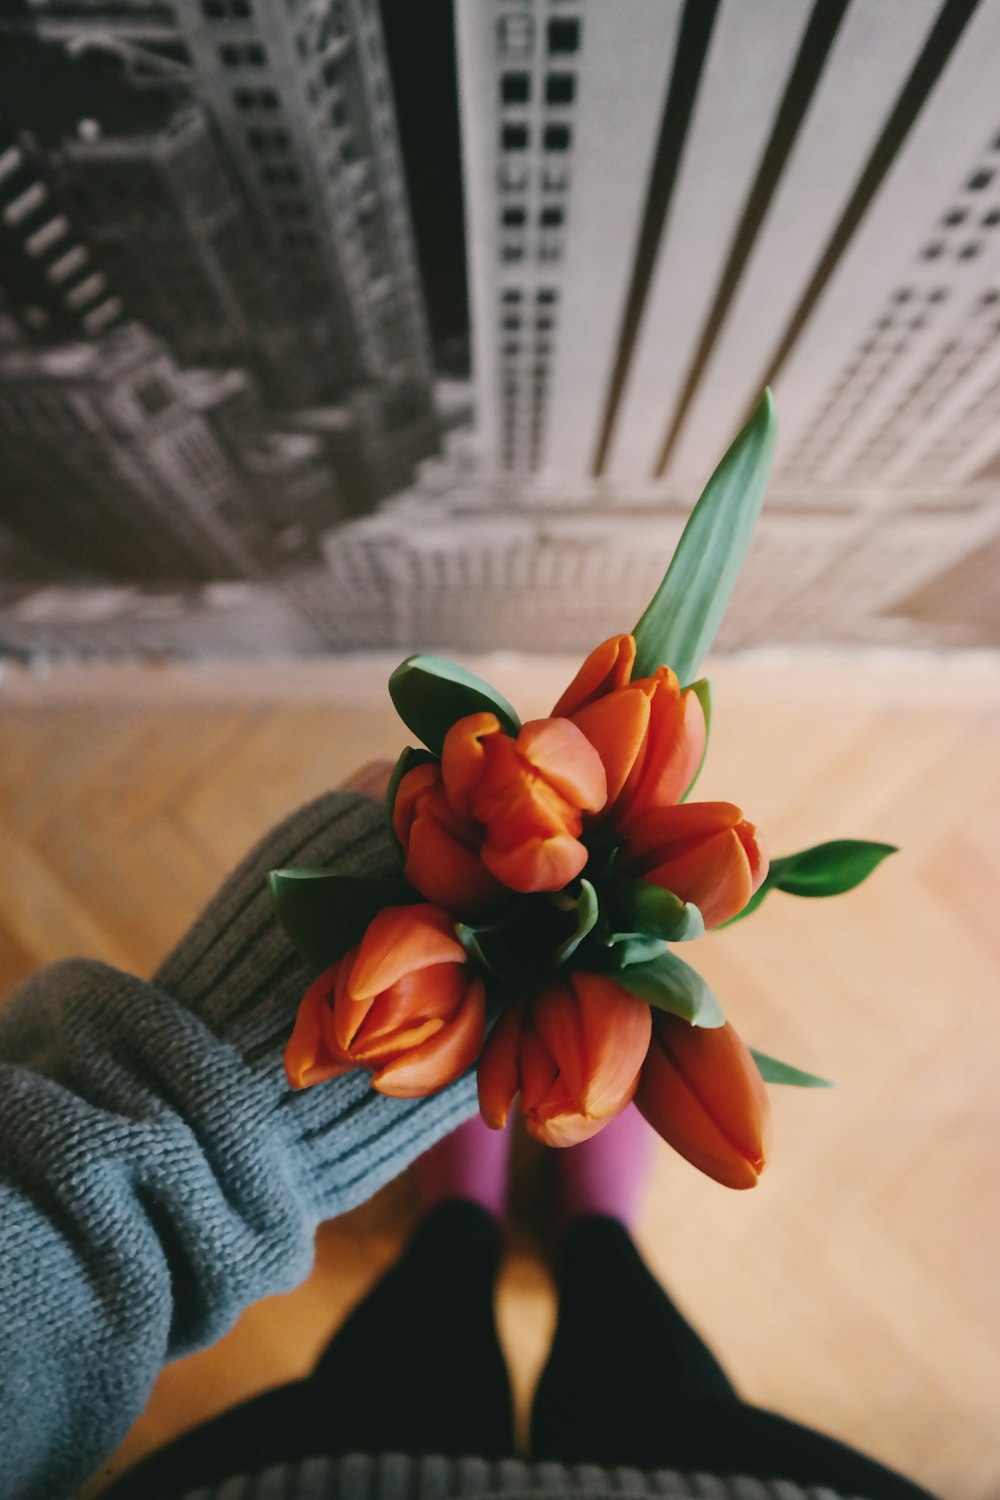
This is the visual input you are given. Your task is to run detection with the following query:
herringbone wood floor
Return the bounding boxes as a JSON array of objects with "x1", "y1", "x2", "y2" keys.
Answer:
[{"x1": 1, "y1": 655, "x2": 998, "y2": 1500}]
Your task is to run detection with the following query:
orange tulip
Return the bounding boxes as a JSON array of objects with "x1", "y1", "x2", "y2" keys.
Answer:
[
  {"x1": 477, "y1": 970, "x2": 652, "y2": 1146},
  {"x1": 620, "y1": 801, "x2": 767, "y2": 928},
  {"x1": 441, "y1": 712, "x2": 607, "y2": 893},
  {"x1": 392, "y1": 761, "x2": 507, "y2": 918},
  {"x1": 552, "y1": 632, "x2": 637, "y2": 717},
  {"x1": 635, "y1": 1011, "x2": 771, "y2": 1189},
  {"x1": 554, "y1": 637, "x2": 706, "y2": 825},
  {"x1": 284, "y1": 904, "x2": 485, "y2": 1099}
]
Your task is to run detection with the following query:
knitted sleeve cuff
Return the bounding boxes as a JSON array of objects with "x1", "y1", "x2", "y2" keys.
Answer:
[{"x1": 151, "y1": 789, "x2": 479, "y2": 1224}]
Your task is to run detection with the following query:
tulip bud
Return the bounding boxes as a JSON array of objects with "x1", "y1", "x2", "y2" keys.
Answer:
[
  {"x1": 477, "y1": 971, "x2": 651, "y2": 1146},
  {"x1": 392, "y1": 761, "x2": 506, "y2": 918},
  {"x1": 285, "y1": 904, "x2": 485, "y2": 1099},
  {"x1": 635, "y1": 1012, "x2": 771, "y2": 1188},
  {"x1": 620, "y1": 801, "x2": 767, "y2": 928},
  {"x1": 441, "y1": 713, "x2": 607, "y2": 894},
  {"x1": 558, "y1": 649, "x2": 706, "y2": 823}
]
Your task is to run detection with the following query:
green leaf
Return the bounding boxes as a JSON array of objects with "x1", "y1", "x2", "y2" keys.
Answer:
[
  {"x1": 772, "y1": 839, "x2": 898, "y2": 898},
  {"x1": 268, "y1": 869, "x2": 417, "y2": 972},
  {"x1": 610, "y1": 949, "x2": 724, "y2": 1027},
  {"x1": 752, "y1": 1049, "x2": 834, "y2": 1089},
  {"x1": 631, "y1": 389, "x2": 777, "y2": 682},
  {"x1": 680, "y1": 677, "x2": 712, "y2": 802},
  {"x1": 385, "y1": 745, "x2": 437, "y2": 847},
  {"x1": 720, "y1": 839, "x2": 897, "y2": 926},
  {"x1": 388, "y1": 655, "x2": 521, "y2": 757},
  {"x1": 608, "y1": 933, "x2": 670, "y2": 966},
  {"x1": 612, "y1": 879, "x2": 704, "y2": 943},
  {"x1": 549, "y1": 879, "x2": 600, "y2": 966}
]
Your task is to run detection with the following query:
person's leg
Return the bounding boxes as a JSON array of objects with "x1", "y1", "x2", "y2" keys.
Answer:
[
  {"x1": 532, "y1": 1112, "x2": 936, "y2": 1499},
  {"x1": 104, "y1": 1122, "x2": 515, "y2": 1500}
]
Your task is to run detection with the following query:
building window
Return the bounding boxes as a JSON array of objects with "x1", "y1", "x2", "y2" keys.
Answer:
[
  {"x1": 502, "y1": 242, "x2": 525, "y2": 262},
  {"x1": 501, "y1": 72, "x2": 531, "y2": 104},
  {"x1": 234, "y1": 87, "x2": 279, "y2": 110},
  {"x1": 247, "y1": 127, "x2": 291, "y2": 153},
  {"x1": 545, "y1": 72, "x2": 575, "y2": 105},
  {"x1": 498, "y1": 162, "x2": 529, "y2": 193},
  {"x1": 202, "y1": 0, "x2": 252, "y2": 18},
  {"x1": 502, "y1": 314, "x2": 521, "y2": 331},
  {"x1": 497, "y1": 15, "x2": 534, "y2": 58},
  {"x1": 501, "y1": 287, "x2": 522, "y2": 303},
  {"x1": 540, "y1": 205, "x2": 564, "y2": 227},
  {"x1": 262, "y1": 164, "x2": 301, "y2": 186},
  {"x1": 219, "y1": 41, "x2": 267, "y2": 66},
  {"x1": 967, "y1": 169, "x2": 993, "y2": 192},
  {"x1": 134, "y1": 377, "x2": 173, "y2": 417},
  {"x1": 502, "y1": 123, "x2": 529, "y2": 152},
  {"x1": 547, "y1": 18, "x2": 581, "y2": 54},
  {"x1": 502, "y1": 206, "x2": 526, "y2": 227},
  {"x1": 541, "y1": 164, "x2": 571, "y2": 192},
  {"x1": 544, "y1": 123, "x2": 571, "y2": 153},
  {"x1": 537, "y1": 287, "x2": 558, "y2": 304}
]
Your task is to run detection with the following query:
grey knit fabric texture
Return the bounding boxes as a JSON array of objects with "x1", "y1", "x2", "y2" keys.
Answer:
[
  {"x1": 166, "y1": 1451, "x2": 848, "y2": 1500},
  {"x1": 0, "y1": 793, "x2": 479, "y2": 1500}
]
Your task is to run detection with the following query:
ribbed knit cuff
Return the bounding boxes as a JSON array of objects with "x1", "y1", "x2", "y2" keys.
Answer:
[{"x1": 153, "y1": 790, "x2": 479, "y2": 1222}]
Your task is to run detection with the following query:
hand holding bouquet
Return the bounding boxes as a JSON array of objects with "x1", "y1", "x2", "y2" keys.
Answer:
[{"x1": 273, "y1": 395, "x2": 894, "y2": 1189}]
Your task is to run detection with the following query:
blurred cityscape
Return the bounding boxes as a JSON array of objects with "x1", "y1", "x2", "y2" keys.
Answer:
[{"x1": 1, "y1": 0, "x2": 1000, "y2": 658}]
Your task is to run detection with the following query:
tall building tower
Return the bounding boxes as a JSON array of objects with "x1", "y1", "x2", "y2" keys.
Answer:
[{"x1": 21, "y1": 0, "x2": 440, "y2": 486}]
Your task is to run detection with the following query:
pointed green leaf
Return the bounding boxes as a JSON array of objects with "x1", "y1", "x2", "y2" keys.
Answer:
[
  {"x1": 612, "y1": 879, "x2": 704, "y2": 943},
  {"x1": 610, "y1": 949, "x2": 724, "y2": 1027},
  {"x1": 549, "y1": 879, "x2": 599, "y2": 966},
  {"x1": 772, "y1": 839, "x2": 898, "y2": 898},
  {"x1": 631, "y1": 390, "x2": 777, "y2": 682},
  {"x1": 752, "y1": 1049, "x2": 834, "y2": 1089},
  {"x1": 680, "y1": 677, "x2": 712, "y2": 802},
  {"x1": 385, "y1": 745, "x2": 437, "y2": 848},
  {"x1": 268, "y1": 868, "x2": 417, "y2": 972},
  {"x1": 388, "y1": 655, "x2": 521, "y2": 757},
  {"x1": 721, "y1": 839, "x2": 898, "y2": 925},
  {"x1": 608, "y1": 933, "x2": 671, "y2": 966}
]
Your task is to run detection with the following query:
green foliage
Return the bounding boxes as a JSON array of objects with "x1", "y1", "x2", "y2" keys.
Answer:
[
  {"x1": 610, "y1": 948, "x2": 725, "y2": 1027},
  {"x1": 268, "y1": 868, "x2": 417, "y2": 973},
  {"x1": 752, "y1": 1049, "x2": 834, "y2": 1088},
  {"x1": 723, "y1": 839, "x2": 898, "y2": 925},
  {"x1": 388, "y1": 655, "x2": 520, "y2": 757},
  {"x1": 631, "y1": 390, "x2": 777, "y2": 682}
]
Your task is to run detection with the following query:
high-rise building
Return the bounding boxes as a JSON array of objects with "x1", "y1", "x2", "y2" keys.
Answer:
[
  {"x1": 20, "y1": 0, "x2": 440, "y2": 465},
  {"x1": 0, "y1": 323, "x2": 338, "y2": 581}
]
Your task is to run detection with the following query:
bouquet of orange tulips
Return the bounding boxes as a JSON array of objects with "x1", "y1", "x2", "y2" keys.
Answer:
[{"x1": 273, "y1": 393, "x2": 895, "y2": 1188}]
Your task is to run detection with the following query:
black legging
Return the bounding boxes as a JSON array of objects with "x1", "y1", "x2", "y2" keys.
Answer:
[{"x1": 105, "y1": 1202, "x2": 936, "y2": 1500}]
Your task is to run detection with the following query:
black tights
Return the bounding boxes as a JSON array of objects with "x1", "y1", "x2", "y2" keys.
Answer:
[{"x1": 106, "y1": 1202, "x2": 935, "y2": 1500}]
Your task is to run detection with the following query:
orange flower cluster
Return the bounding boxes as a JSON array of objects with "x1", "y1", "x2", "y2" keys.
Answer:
[{"x1": 285, "y1": 634, "x2": 771, "y2": 1188}]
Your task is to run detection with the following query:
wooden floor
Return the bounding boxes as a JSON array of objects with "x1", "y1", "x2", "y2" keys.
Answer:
[{"x1": 2, "y1": 652, "x2": 998, "y2": 1500}]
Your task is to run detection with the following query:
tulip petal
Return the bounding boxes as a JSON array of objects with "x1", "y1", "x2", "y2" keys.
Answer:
[
  {"x1": 284, "y1": 969, "x2": 353, "y2": 1090},
  {"x1": 570, "y1": 688, "x2": 650, "y2": 807},
  {"x1": 552, "y1": 634, "x2": 636, "y2": 717},
  {"x1": 373, "y1": 979, "x2": 486, "y2": 1098},
  {"x1": 477, "y1": 999, "x2": 526, "y2": 1129},
  {"x1": 526, "y1": 1103, "x2": 624, "y2": 1148},
  {"x1": 618, "y1": 672, "x2": 707, "y2": 823},
  {"x1": 403, "y1": 800, "x2": 507, "y2": 916},
  {"x1": 623, "y1": 802, "x2": 764, "y2": 928},
  {"x1": 348, "y1": 905, "x2": 466, "y2": 1000},
  {"x1": 481, "y1": 830, "x2": 588, "y2": 893},
  {"x1": 635, "y1": 1016, "x2": 771, "y2": 1189},
  {"x1": 441, "y1": 712, "x2": 503, "y2": 817},
  {"x1": 532, "y1": 973, "x2": 651, "y2": 1119},
  {"x1": 516, "y1": 718, "x2": 607, "y2": 814}
]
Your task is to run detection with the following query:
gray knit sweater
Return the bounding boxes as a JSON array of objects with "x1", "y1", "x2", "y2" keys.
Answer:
[{"x1": 0, "y1": 793, "x2": 479, "y2": 1500}]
